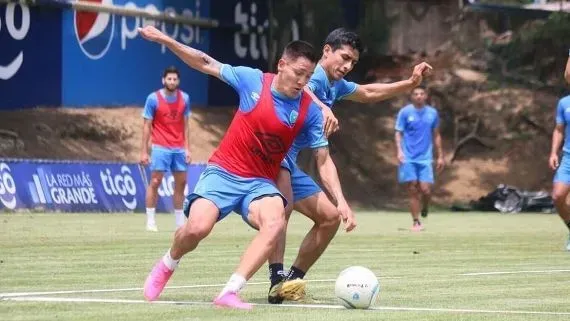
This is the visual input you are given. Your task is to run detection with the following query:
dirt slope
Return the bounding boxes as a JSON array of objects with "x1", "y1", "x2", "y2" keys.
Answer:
[{"x1": 0, "y1": 86, "x2": 559, "y2": 210}]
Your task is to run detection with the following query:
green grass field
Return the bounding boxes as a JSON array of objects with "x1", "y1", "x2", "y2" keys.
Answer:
[{"x1": 1, "y1": 211, "x2": 569, "y2": 320}]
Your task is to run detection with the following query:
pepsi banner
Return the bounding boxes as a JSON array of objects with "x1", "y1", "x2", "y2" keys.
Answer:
[
  {"x1": 142, "y1": 163, "x2": 206, "y2": 213},
  {"x1": 61, "y1": 0, "x2": 210, "y2": 107},
  {"x1": 0, "y1": 3, "x2": 62, "y2": 109}
]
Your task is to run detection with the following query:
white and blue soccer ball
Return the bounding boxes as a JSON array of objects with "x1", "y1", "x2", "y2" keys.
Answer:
[{"x1": 334, "y1": 266, "x2": 380, "y2": 309}]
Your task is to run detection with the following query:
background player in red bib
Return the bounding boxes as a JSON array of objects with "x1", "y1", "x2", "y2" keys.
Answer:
[
  {"x1": 138, "y1": 25, "x2": 332, "y2": 309},
  {"x1": 141, "y1": 67, "x2": 191, "y2": 232}
]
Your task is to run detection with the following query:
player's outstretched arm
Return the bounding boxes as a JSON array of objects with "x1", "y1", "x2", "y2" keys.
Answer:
[
  {"x1": 314, "y1": 147, "x2": 356, "y2": 232},
  {"x1": 345, "y1": 62, "x2": 433, "y2": 103},
  {"x1": 138, "y1": 26, "x2": 223, "y2": 79}
]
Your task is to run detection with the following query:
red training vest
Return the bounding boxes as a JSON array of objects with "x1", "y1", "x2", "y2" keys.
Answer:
[
  {"x1": 151, "y1": 90, "x2": 186, "y2": 149},
  {"x1": 209, "y1": 73, "x2": 311, "y2": 180}
]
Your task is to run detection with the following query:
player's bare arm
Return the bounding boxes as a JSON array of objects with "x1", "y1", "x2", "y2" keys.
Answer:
[
  {"x1": 433, "y1": 127, "x2": 445, "y2": 172},
  {"x1": 394, "y1": 131, "x2": 405, "y2": 164},
  {"x1": 550, "y1": 124, "x2": 565, "y2": 170},
  {"x1": 138, "y1": 25, "x2": 223, "y2": 79},
  {"x1": 345, "y1": 62, "x2": 433, "y2": 103},
  {"x1": 184, "y1": 117, "x2": 192, "y2": 164},
  {"x1": 304, "y1": 87, "x2": 339, "y2": 137},
  {"x1": 141, "y1": 119, "x2": 152, "y2": 165},
  {"x1": 313, "y1": 146, "x2": 356, "y2": 231},
  {"x1": 565, "y1": 54, "x2": 570, "y2": 84}
]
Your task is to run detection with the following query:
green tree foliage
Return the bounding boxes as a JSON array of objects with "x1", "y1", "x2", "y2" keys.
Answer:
[{"x1": 491, "y1": 12, "x2": 570, "y2": 84}]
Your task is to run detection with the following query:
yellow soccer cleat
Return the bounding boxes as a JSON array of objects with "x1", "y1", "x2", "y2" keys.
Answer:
[
  {"x1": 267, "y1": 279, "x2": 284, "y2": 304},
  {"x1": 278, "y1": 279, "x2": 307, "y2": 301}
]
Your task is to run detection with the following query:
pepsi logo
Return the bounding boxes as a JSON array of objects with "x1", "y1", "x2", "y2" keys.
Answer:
[{"x1": 74, "y1": 0, "x2": 115, "y2": 60}]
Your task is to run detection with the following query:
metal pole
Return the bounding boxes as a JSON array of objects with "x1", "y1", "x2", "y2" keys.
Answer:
[{"x1": 0, "y1": 0, "x2": 220, "y2": 28}]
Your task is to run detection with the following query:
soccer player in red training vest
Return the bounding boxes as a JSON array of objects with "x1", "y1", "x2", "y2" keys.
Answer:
[
  {"x1": 138, "y1": 25, "x2": 330, "y2": 310},
  {"x1": 141, "y1": 67, "x2": 191, "y2": 232}
]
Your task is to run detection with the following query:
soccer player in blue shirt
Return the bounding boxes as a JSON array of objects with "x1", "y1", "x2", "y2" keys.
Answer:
[
  {"x1": 268, "y1": 28, "x2": 433, "y2": 303},
  {"x1": 141, "y1": 67, "x2": 191, "y2": 232},
  {"x1": 138, "y1": 25, "x2": 345, "y2": 309},
  {"x1": 395, "y1": 86, "x2": 444, "y2": 231},
  {"x1": 549, "y1": 94, "x2": 570, "y2": 251}
]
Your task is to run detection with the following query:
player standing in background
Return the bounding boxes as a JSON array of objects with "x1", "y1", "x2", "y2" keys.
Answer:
[
  {"x1": 395, "y1": 86, "x2": 444, "y2": 232},
  {"x1": 141, "y1": 66, "x2": 192, "y2": 232},
  {"x1": 549, "y1": 94, "x2": 570, "y2": 251},
  {"x1": 268, "y1": 28, "x2": 433, "y2": 304},
  {"x1": 138, "y1": 25, "x2": 337, "y2": 309}
]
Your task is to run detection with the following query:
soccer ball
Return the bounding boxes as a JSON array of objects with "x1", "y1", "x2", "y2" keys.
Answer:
[{"x1": 334, "y1": 266, "x2": 380, "y2": 309}]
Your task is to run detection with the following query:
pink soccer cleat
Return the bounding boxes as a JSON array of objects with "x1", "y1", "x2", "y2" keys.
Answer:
[
  {"x1": 213, "y1": 291, "x2": 253, "y2": 310},
  {"x1": 143, "y1": 260, "x2": 174, "y2": 301},
  {"x1": 411, "y1": 222, "x2": 424, "y2": 232}
]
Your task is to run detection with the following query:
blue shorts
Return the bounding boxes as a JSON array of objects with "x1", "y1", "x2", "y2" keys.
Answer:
[
  {"x1": 398, "y1": 162, "x2": 434, "y2": 184},
  {"x1": 281, "y1": 156, "x2": 322, "y2": 202},
  {"x1": 183, "y1": 165, "x2": 286, "y2": 227},
  {"x1": 554, "y1": 154, "x2": 570, "y2": 184},
  {"x1": 150, "y1": 146, "x2": 187, "y2": 172}
]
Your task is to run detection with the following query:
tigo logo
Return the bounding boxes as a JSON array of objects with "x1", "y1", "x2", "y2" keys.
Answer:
[
  {"x1": 100, "y1": 166, "x2": 138, "y2": 210},
  {"x1": 157, "y1": 174, "x2": 189, "y2": 198},
  {"x1": 0, "y1": 163, "x2": 17, "y2": 209},
  {"x1": 74, "y1": 0, "x2": 115, "y2": 60}
]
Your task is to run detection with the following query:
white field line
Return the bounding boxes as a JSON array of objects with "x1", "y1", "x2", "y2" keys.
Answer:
[
  {"x1": 1, "y1": 268, "x2": 568, "y2": 298},
  {"x1": 459, "y1": 269, "x2": 570, "y2": 276},
  {"x1": 2, "y1": 296, "x2": 570, "y2": 316}
]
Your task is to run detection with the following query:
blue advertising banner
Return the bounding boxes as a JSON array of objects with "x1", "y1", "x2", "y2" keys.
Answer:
[
  {"x1": 0, "y1": 4, "x2": 62, "y2": 109},
  {"x1": 142, "y1": 163, "x2": 206, "y2": 213},
  {"x1": 0, "y1": 160, "x2": 147, "y2": 212},
  {"x1": 208, "y1": 0, "x2": 273, "y2": 106},
  {"x1": 61, "y1": 0, "x2": 210, "y2": 107}
]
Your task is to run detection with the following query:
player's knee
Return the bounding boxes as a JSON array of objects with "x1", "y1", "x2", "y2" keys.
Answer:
[
  {"x1": 420, "y1": 186, "x2": 431, "y2": 197},
  {"x1": 181, "y1": 221, "x2": 212, "y2": 241},
  {"x1": 149, "y1": 177, "x2": 162, "y2": 188},
  {"x1": 552, "y1": 190, "x2": 567, "y2": 204},
  {"x1": 407, "y1": 183, "x2": 420, "y2": 196},
  {"x1": 319, "y1": 207, "x2": 341, "y2": 229},
  {"x1": 259, "y1": 209, "x2": 287, "y2": 241}
]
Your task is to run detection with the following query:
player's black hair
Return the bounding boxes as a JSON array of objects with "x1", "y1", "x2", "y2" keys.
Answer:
[
  {"x1": 324, "y1": 28, "x2": 363, "y2": 54},
  {"x1": 162, "y1": 66, "x2": 180, "y2": 78},
  {"x1": 282, "y1": 40, "x2": 318, "y2": 64}
]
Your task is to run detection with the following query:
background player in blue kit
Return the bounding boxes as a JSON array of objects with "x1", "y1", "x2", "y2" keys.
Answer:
[
  {"x1": 395, "y1": 87, "x2": 444, "y2": 231},
  {"x1": 549, "y1": 95, "x2": 570, "y2": 251},
  {"x1": 141, "y1": 67, "x2": 192, "y2": 232}
]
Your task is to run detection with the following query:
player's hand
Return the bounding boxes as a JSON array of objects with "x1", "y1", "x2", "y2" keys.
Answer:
[
  {"x1": 409, "y1": 62, "x2": 433, "y2": 86},
  {"x1": 140, "y1": 152, "x2": 150, "y2": 166},
  {"x1": 337, "y1": 200, "x2": 356, "y2": 232},
  {"x1": 138, "y1": 25, "x2": 167, "y2": 44},
  {"x1": 185, "y1": 149, "x2": 192, "y2": 164},
  {"x1": 397, "y1": 151, "x2": 405, "y2": 164},
  {"x1": 436, "y1": 156, "x2": 445, "y2": 173},
  {"x1": 549, "y1": 153, "x2": 560, "y2": 170},
  {"x1": 322, "y1": 106, "x2": 339, "y2": 137}
]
